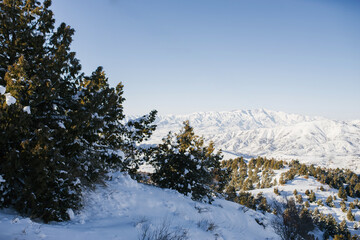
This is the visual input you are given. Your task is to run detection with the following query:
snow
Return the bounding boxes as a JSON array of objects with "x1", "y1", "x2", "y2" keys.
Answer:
[
  {"x1": 58, "y1": 121, "x2": 66, "y2": 129},
  {"x1": 139, "y1": 109, "x2": 360, "y2": 172},
  {"x1": 23, "y1": 106, "x2": 31, "y2": 114},
  {"x1": 0, "y1": 172, "x2": 279, "y2": 240},
  {"x1": 249, "y1": 172, "x2": 360, "y2": 236},
  {"x1": 66, "y1": 209, "x2": 75, "y2": 220},
  {"x1": 5, "y1": 93, "x2": 16, "y2": 105},
  {"x1": 0, "y1": 85, "x2": 5, "y2": 95}
]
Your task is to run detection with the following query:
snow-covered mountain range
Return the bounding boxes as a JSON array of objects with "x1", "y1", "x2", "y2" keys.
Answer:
[{"x1": 145, "y1": 109, "x2": 360, "y2": 172}]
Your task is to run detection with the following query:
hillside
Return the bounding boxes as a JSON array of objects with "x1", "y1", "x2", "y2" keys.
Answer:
[
  {"x1": 144, "y1": 109, "x2": 360, "y2": 172},
  {"x1": 0, "y1": 172, "x2": 279, "y2": 240}
]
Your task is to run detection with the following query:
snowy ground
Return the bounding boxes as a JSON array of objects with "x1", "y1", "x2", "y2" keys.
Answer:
[
  {"x1": 2, "y1": 170, "x2": 360, "y2": 239},
  {"x1": 249, "y1": 173, "x2": 360, "y2": 237},
  {"x1": 0, "y1": 172, "x2": 279, "y2": 240}
]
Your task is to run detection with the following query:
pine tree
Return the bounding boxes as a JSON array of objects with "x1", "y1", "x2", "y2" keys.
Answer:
[
  {"x1": 273, "y1": 178, "x2": 277, "y2": 186},
  {"x1": 338, "y1": 187, "x2": 348, "y2": 201},
  {"x1": 295, "y1": 194, "x2": 303, "y2": 204},
  {"x1": 279, "y1": 173, "x2": 286, "y2": 185},
  {"x1": 339, "y1": 219, "x2": 349, "y2": 236},
  {"x1": 0, "y1": 0, "x2": 156, "y2": 222},
  {"x1": 255, "y1": 192, "x2": 269, "y2": 213},
  {"x1": 347, "y1": 209, "x2": 355, "y2": 221},
  {"x1": 354, "y1": 222, "x2": 359, "y2": 230},
  {"x1": 235, "y1": 191, "x2": 256, "y2": 209},
  {"x1": 308, "y1": 191, "x2": 316, "y2": 202},
  {"x1": 326, "y1": 195, "x2": 335, "y2": 207},
  {"x1": 334, "y1": 235, "x2": 345, "y2": 240},
  {"x1": 272, "y1": 198, "x2": 314, "y2": 240},
  {"x1": 325, "y1": 214, "x2": 338, "y2": 237},
  {"x1": 317, "y1": 199, "x2": 324, "y2": 206},
  {"x1": 225, "y1": 185, "x2": 236, "y2": 201},
  {"x1": 340, "y1": 200, "x2": 347, "y2": 212},
  {"x1": 0, "y1": 0, "x2": 84, "y2": 222},
  {"x1": 150, "y1": 121, "x2": 222, "y2": 203}
]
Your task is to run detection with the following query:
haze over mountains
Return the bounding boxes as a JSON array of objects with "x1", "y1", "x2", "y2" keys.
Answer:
[{"x1": 144, "y1": 109, "x2": 360, "y2": 172}]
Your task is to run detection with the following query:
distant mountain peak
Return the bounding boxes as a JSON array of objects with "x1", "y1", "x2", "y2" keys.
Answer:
[{"x1": 146, "y1": 109, "x2": 360, "y2": 172}]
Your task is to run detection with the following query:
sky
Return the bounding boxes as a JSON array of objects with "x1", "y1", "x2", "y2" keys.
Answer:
[{"x1": 51, "y1": 0, "x2": 360, "y2": 120}]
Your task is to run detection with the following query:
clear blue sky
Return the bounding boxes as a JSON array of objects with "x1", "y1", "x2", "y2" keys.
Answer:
[{"x1": 51, "y1": 0, "x2": 360, "y2": 120}]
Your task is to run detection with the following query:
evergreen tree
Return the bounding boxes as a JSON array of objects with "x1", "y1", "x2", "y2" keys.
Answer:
[
  {"x1": 150, "y1": 121, "x2": 222, "y2": 203},
  {"x1": 325, "y1": 214, "x2": 338, "y2": 237},
  {"x1": 317, "y1": 199, "x2": 324, "y2": 206},
  {"x1": 235, "y1": 191, "x2": 256, "y2": 209},
  {"x1": 279, "y1": 174, "x2": 286, "y2": 185},
  {"x1": 272, "y1": 198, "x2": 314, "y2": 240},
  {"x1": 339, "y1": 219, "x2": 349, "y2": 237},
  {"x1": 326, "y1": 195, "x2": 334, "y2": 207},
  {"x1": 333, "y1": 235, "x2": 345, "y2": 240},
  {"x1": 225, "y1": 185, "x2": 236, "y2": 201},
  {"x1": 347, "y1": 209, "x2": 355, "y2": 221},
  {"x1": 309, "y1": 191, "x2": 316, "y2": 203},
  {"x1": 340, "y1": 200, "x2": 347, "y2": 212},
  {"x1": 354, "y1": 222, "x2": 359, "y2": 230},
  {"x1": 338, "y1": 187, "x2": 348, "y2": 201},
  {"x1": 0, "y1": 0, "x2": 84, "y2": 221},
  {"x1": 295, "y1": 194, "x2": 303, "y2": 204},
  {"x1": 255, "y1": 192, "x2": 269, "y2": 213},
  {"x1": 0, "y1": 0, "x2": 156, "y2": 222}
]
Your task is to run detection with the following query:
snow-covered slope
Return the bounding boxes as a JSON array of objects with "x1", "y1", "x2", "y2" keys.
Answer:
[
  {"x1": 0, "y1": 172, "x2": 279, "y2": 240},
  {"x1": 145, "y1": 109, "x2": 360, "y2": 172}
]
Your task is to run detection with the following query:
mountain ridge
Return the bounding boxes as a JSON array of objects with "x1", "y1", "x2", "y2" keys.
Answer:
[{"x1": 141, "y1": 109, "x2": 360, "y2": 172}]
